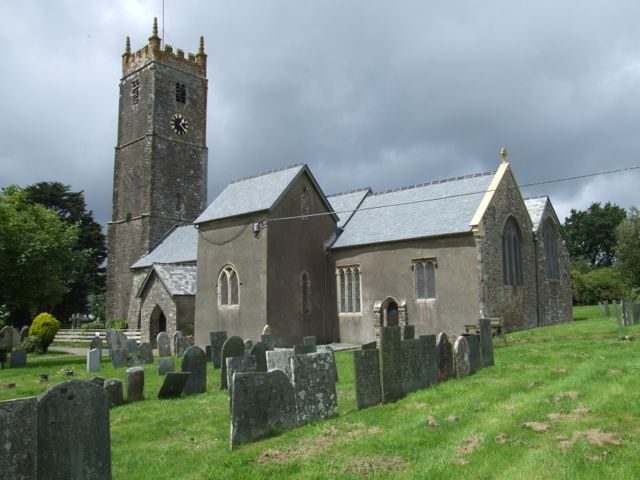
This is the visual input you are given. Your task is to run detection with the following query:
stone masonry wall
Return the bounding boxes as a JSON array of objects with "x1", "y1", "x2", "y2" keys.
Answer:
[{"x1": 139, "y1": 274, "x2": 177, "y2": 345}]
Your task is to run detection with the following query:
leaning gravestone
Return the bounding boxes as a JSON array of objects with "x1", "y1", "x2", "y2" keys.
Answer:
[
  {"x1": 291, "y1": 351, "x2": 338, "y2": 424},
  {"x1": 176, "y1": 336, "x2": 194, "y2": 357},
  {"x1": 437, "y1": 332, "x2": 455, "y2": 382},
  {"x1": 38, "y1": 381, "x2": 111, "y2": 479},
  {"x1": 250, "y1": 341, "x2": 268, "y2": 372},
  {"x1": 261, "y1": 334, "x2": 274, "y2": 351},
  {"x1": 158, "y1": 372, "x2": 191, "y2": 399},
  {"x1": 380, "y1": 326, "x2": 404, "y2": 403},
  {"x1": 157, "y1": 332, "x2": 171, "y2": 357},
  {"x1": 10, "y1": 350, "x2": 27, "y2": 368},
  {"x1": 110, "y1": 349, "x2": 128, "y2": 368},
  {"x1": 464, "y1": 334, "x2": 482, "y2": 374},
  {"x1": 158, "y1": 357, "x2": 175, "y2": 375},
  {"x1": 0, "y1": 396, "x2": 37, "y2": 479},
  {"x1": 182, "y1": 345, "x2": 207, "y2": 395},
  {"x1": 230, "y1": 370, "x2": 298, "y2": 448},
  {"x1": 478, "y1": 319, "x2": 495, "y2": 367},
  {"x1": 353, "y1": 348, "x2": 382, "y2": 410},
  {"x1": 104, "y1": 378, "x2": 124, "y2": 406},
  {"x1": 221, "y1": 336, "x2": 245, "y2": 389},
  {"x1": 87, "y1": 348, "x2": 101, "y2": 372},
  {"x1": 125, "y1": 367, "x2": 145, "y2": 402},
  {"x1": 419, "y1": 334, "x2": 438, "y2": 387},
  {"x1": 173, "y1": 331, "x2": 184, "y2": 355},
  {"x1": 294, "y1": 344, "x2": 315, "y2": 355},
  {"x1": 265, "y1": 349, "x2": 295, "y2": 381},
  {"x1": 210, "y1": 331, "x2": 227, "y2": 368},
  {"x1": 401, "y1": 338, "x2": 422, "y2": 395},
  {"x1": 226, "y1": 355, "x2": 257, "y2": 405},
  {"x1": 90, "y1": 335, "x2": 102, "y2": 354},
  {"x1": 138, "y1": 342, "x2": 154, "y2": 364},
  {"x1": 19, "y1": 325, "x2": 30, "y2": 342},
  {"x1": 454, "y1": 336, "x2": 470, "y2": 378},
  {"x1": 303, "y1": 336, "x2": 317, "y2": 349}
]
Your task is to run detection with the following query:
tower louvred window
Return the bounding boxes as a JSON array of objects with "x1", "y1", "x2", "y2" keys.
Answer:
[
  {"x1": 218, "y1": 266, "x2": 239, "y2": 306},
  {"x1": 175, "y1": 82, "x2": 186, "y2": 103}
]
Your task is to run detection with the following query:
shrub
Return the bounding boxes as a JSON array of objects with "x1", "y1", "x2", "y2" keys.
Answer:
[
  {"x1": 17, "y1": 335, "x2": 44, "y2": 354},
  {"x1": 29, "y1": 313, "x2": 61, "y2": 352},
  {"x1": 572, "y1": 267, "x2": 627, "y2": 305},
  {"x1": 106, "y1": 319, "x2": 128, "y2": 330},
  {"x1": 80, "y1": 321, "x2": 105, "y2": 332}
]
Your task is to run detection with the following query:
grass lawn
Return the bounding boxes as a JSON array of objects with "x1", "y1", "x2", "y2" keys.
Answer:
[{"x1": 1, "y1": 305, "x2": 639, "y2": 479}]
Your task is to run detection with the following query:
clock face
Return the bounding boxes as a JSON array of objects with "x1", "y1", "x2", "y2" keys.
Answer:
[{"x1": 170, "y1": 113, "x2": 189, "y2": 135}]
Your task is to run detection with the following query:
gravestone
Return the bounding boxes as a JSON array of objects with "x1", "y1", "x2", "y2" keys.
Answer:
[
  {"x1": 419, "y1": 334, "x2": 438, "y2": 387},
  {"x1": 205, "y1": 345, "x2": 212, "y2": 363},
  {"x1": 157, "y1": 332, "x2": 171, "y2": 357},
  {"x1": 176, "y1": 336, "x2": 194, "y2": 357},
  {"x1": 633, "y1": 303, "x2": 640, "y2": 325},
  {"x1": 125, "y1": 367, "x2": 145, "y2": 402},
  {"x1": 125, "y1": 339, "x2": 138, "y2": 355},
  {"x1": 104, "y1": 378, "x2": 124, "y2": 406},
  {"x1": 362, "y1": 340, "x2": 377, "y2": 350},
  {"x1": 105, "y1": 329, "x2": 123, "y2": 351},
  {"x1": 464, "y1": 334, "x2": 482, "y2": 374},
  {"x1": 326, "y1": 346, "x2": 339, "y2": 383},
  {"x1": 158, "y1": 372, "x2": 191, "y2": 399},
  {"x1": 401, "y1": 339, "x2": 422, "y2": 395},
  {"x1": 230, "y1": 370, "x2": 298, "y2": 448},
  {"x1": 250, "y1": 341, "x2": 268, "y2": 372},
  {"x1": 262, "y1": 324, "x2": 272, "y2": 335},
  {"x1": 0, "y1": 325, "x2": 13, "y2": 353},
  {"x1": 291, "y1": 351, "x2": 338, "y2": 424},
  {"x1": 454, "y1": 336, "x2": 470, "y2": 378},
  {"x1": 210, "y1": 331, "x2": 227, "y2": 368},
  {"x1": 303, "y1": 336, "x2": 317, "y2": 349},
  {"x1": 86, "y1": 348, "x2": 101, "y2": 372},
  {"x1": 402, "y1": 325, "x2": 415, "y2": 340},
  {"x1": 138, "y1": 342, "x2": 154, "y2": 364},
  {"x1": 10, "y1": 350, "x2": 27, "y2": 368},
  {"x1": 110, "y1": 349, "x2": 128, "y2": 368},
  {"x1": 436, "y1": 332, "x2": 455, "y2": 382},
  {"x1": 19, "y1": 325, "x2": 30, "y2": 342},
  {"x1": 265, "y1": 349, "x2": 295, "y2": 381},
  {"x1": 0, "y1": 396, "x2": 37, "y2": 479},
  {"x1": 612, "y1": 301, "x2": 621, "y2": 326},
  {"x1": 89, "y1": 376, "x2": 105, "y2": 387},
  {"x1": 226, "y1": 355, "x2": 257, "y2": 405},
  {"x1": 221, "y1": 336, "x2": 245, "y2": 389},
  {"x1": 260, "y1": 334, "x2": 274, "y2": 351},
  {"x1": 353, "y1": 348, "x2": 382, "y2": 410},
  {"x1": 129, "y1": 354, "x2": 145, "y2": 367},
  {"x1": 89, "y1": 335, "x2": 102, "y2": 354},
  {"x1": 182, "y1": 345, "x2": 207, "y2": 395},
  {"x1": 294, "y1": 344, "x2": 315, "y2": 355},
  {"x1": 380, "y1": 326, "x2": 404, "y2": 403},
  {"x1": 173, "y1": 330, "x2": 184, "y2": 355},
  {"x1": 37, "y1": 381, "x2": 111, "y2": 479},
  {"x1": 478, "y1": 319, "x2": 495, "y2": 367},
  {"x1": 158, "y1": 357, "x2": 175, "y2": 375},
  {"x1": 244, "y1": 339, "x2": 253, "y2": 350}
]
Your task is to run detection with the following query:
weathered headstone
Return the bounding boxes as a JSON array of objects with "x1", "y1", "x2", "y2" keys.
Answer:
[
  {"x1": 157, "y1": 332, "x2": 171, "y2": 357},
  {"x1": 37, "y1": 381, "x2": 111, "y2": 479},
  {"x1": 104, "y1": 378, "x2": 124, "y2": 406},
  {"x1": 291, "y1": 351, "x2": 338, "y2": 424},
  {"x1": 105, "y1": 329, "x2": 123, "y2": 351},
  {"x1": 362, "y1": 340, "x2": 377, "y2": 350},
  {"x1": 294, "y1": 344, "x2": 315, "y2": 355},
  {"x1": 89, "y1": 335, "x2": 102, "y2": 354},
  {"x1": 401, "y1": 339, "x2": 422, "y2": 395},
  {"x1": 129, "y1": 354, "x2": 145, "y2": 367},
  {"x1": 125, "y1": 339, "x2": 138, "y2": 355},
  {"x1": 110, "y1": 349, "x2": 128, "y2": 368},
  {"x1": 464, "y1": 334, "x2": 482, "y2": 374},
  {"x1": 262, "y1": 324, "x2": 272, "y2": 335},
  {"x1": 125, "y1": 367, "x2": 145, "y2": 402},
  {"x1": 226, "y1": 355, "x2": 257, "y2": 405},
  {"x1": 10, "y1": 350, "x2": 27, "y2": 368},
  {"x1": 221, "y1": 336, "x2": 245, "y2": 389},
  {"x1": 138, "y1": 342, "x2": 154, "y2": 364},
  {"x1": 380, "y1": 326, "x2": 404, "y2": 403},
  {"x1": 353, "y1": 348, "x2": 382, "y2": 410},
  {"x1": 260, "y1": 334, "x2": 274, "y2": 351},
  {"x1": 265, "y1": 349, "x2": 295, "y2": 381},
  {"x1": 158, "y1": 372, "x2": 191, "y2": 399},
  {"x1": 158, "y1": 357, "x2": 175, "y2": 375},
  {"x1": 437, "y1": 332, "x2": 455, "y2": 382},
  {"x1": 19, "y1": 325, "x2": 30, "y2": 342},
  {"x1": 210, "y1": 331, "x2": 227, "y2": 368},
  {"x1": 89, "y1": 376, "x2": 105, "y2": 387},
  {"x1": 326, "y1": 346, "x2": 339, "y2": 383},
  {"x1": 402, "y1": 325, "x2": 415, "y2": 340},
  {"x1": 0, "y1": 325, "x2": 13, "y2": 353},
  {"x1": 418, "y1": 334, "x2": 438, "y2": 387},
  {"x1": 87, "y1": 348, "x2": 101, "y2": 372},
  {"x1": 0, "y1": 396, "x2": 37, "y2": 479},
  {"x1": 230, "y1": 370, "x2": 298, "y2": 448},
  {"x1": 182, "y1": 345, "x2": 207, "y2": 395},
  {"x1": 176, "y1": 336, "x2": 194, "y2": 357},
  {"x1": 250, "y1": 341, "x2": 268, "y2": 372},
  {"x1": 173, "y1": 331, "x2": 184, "y2": 355},
  {"x1": 205, "y1": 345, "x2": 212, "y2": 363},
  {"x1": 478, "y1": 319, "x2": 495, "y2": 367},
  {"x1": 303, "y1": 336, "x2": 317, "y2": 349},
  {"x1": 454, "y1": 336, "x2": 470, "y2": 378},
  {"x1": 244, "y1": 339, "x2": 253, "y2": 350}
]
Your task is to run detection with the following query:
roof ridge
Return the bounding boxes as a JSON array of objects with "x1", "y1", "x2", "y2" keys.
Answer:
[
  {"x1": 370, "y1": 170, "x2": 496, "y2": 196},
  {"x1": 327, "y1": 187, "x2": 372, "y2": 198},
  {"x1": 524, "y1": 195, "x2": 549, "y2": 200},
  {"x1": 231, "y1": 163, "x2": 305, "y2": 184}
]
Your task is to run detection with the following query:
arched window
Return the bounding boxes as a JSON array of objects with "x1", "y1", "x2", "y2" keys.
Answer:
[
  {"x1": 336, "y1": 265, "x2": 361, "y2": 313},
  {"x1": 218, "y1": 265, "x2": 239, "y2": 306},
  {"x1": 414, "y1": 259, "x2": 437, "y2": 299},
  {"x1": 543, "y1": 220, "x2": 559, "y2": 280},
  {"x1": 502, "y1": 218, "x2": 523, "y2": 285},
  {"x1": 301, "y1": 272, "x2": 311, "y2": 314}
]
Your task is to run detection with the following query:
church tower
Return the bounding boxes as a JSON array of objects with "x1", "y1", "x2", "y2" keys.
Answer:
[{"x1": 106, "y1": 19, "x2": 208, "y2": 320}]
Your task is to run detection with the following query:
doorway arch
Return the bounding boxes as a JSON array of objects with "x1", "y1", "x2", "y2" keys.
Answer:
[
  {"x1": 381, "y1": 297, "x2": 399, "y2": 327},
  {"x1": 149, "y1": 305, "x2": 166, "y2": 348}
]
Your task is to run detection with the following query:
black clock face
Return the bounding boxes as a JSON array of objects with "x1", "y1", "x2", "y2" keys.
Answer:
[{"x1": 170, "y1": 113, "x2": 189, "y2": 135}]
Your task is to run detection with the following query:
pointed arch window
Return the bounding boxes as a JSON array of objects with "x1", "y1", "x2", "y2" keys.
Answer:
[
  {"x1": 336, "y1": 265, "x2": 361, "y2": 313},
  {"x1": 543, "y1": 219, "x2": 559, "y2": 280},
  {"x1": 414, "y1": 258, "x2": 437, "y2": 299},
  {"x1": 502, "y1": 218, "x2": 523, "y2": 285},
  {"x1": 218, "y1": 265, "x2": 239, "y2": 307},
  {"x1": 301, "y1": 272, "x2": 311, "y2": 314}
]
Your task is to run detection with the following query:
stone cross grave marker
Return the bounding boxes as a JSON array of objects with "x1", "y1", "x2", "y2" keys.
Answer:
[
  {"x1": 464, "y1": 334, "x2": 482, "y2": 374},
  {"x1": 221, "y1": 336, "x2": 245, "y2": 389},
  {"x1": 210, "y1": 331, "x2": 227, "y2": 368},
  {"x1": 87, "y1": 348, "x2": 101, "y2": 372},
  {"x1": 157, "y1": 332, "x2": 171, "y2": 357},
  {"x1": 380, "y1": 326, "x2": 404, "y2": 403},
  {"x1": 226, "y1": 355, "x2": 257, "y2": 405},
  {"x1": 250, "y1": 341, "x2": 268, "y2": 372},
  {"x1": 478, "y1": 319, "x2": 495, "y2": 367},
  {"x1": 0, "y1": 396, "x2": 37, "y2": 479},
  {"x1": 138, "y1": 342, "x2": 154, "y2": 364},
  {"x1": 158, "y1": 357, "x2": 174, "y2": 375},
  {"x1": 265, "y1": 349, "x2": 294, "y2": 381},
  {"x1": 158, "y1": 372, "x2": 191, "y2": 399},
  {"x1": 454, "y1": 336, "x2": 470, "y2": 378},
  {"x1": 173, "y1": 331, "x2": 184, "y2": 355},
  {"x1": 176, "y1": 336, "x2": 194, "y2": 357},
  {"x1": 104, "y1": 378, "x2": 124, "y2": 406},
  {"x1": 436, "y1": 332, "x2": 455, "y2": 382},
  {"x1": 291, "y1": 351, "x2": 338, "y2": 424},
  {"x1": 125, "y1": 367, "x2": 145, "y2": 402},
  {"x1": 353, "y1": 348, "x2": 382, "y2": 410},
  {"x1": 182, "y1": 345, "x2": 207, "y2": 395}
]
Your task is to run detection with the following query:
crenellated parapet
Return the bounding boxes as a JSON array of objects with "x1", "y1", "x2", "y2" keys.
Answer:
[{"x1": 122, "y1": 17, "x2": 206, "y2": 78}]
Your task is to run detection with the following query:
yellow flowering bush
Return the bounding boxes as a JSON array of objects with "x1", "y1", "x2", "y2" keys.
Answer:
[{"x1": 29, "y1": 312, "x2": 61, "y2": 352}]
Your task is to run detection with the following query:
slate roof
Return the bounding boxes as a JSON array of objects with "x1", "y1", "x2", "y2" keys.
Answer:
[
  {"x1": 331, "y1": 172, "x2": 495, "y2": 249},
  {"x1": 524, "y1": 196, "x2": 548, "y2": 232},
  {"x1": 137, "y1": 264, "x2": 197, "y2": 297},
  {"x1": 327, "y1": 189, "x2": 371, "y2": 229},
  {"x1": 131, "y1": 225, "x2": 198, "y2": 269}
]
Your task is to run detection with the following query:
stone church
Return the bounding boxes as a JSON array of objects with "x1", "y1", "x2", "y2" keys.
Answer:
[{"x1": 107, "y1": 21, "x2": 572, "y2": 349}]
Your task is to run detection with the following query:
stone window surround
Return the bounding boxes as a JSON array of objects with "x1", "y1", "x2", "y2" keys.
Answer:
[
  {"x1": 412, "y1": 257, "x2": 437, "y2": 301},
  {"x1": 336, "y1": 265, "x2": 362, "y2": 315},
  {"x1": 502, "y1": 216, "x2": 524, "y2": 286},
  {"x1": 543, "y1": 219, "x2": 560, "y2": 281},
  {"x1": 218, "y1": 264, "x2": 240, "y2": 308}
]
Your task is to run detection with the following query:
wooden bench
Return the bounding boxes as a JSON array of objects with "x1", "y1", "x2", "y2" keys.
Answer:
[{"x1": 464, "y1": 317, "x2": 507, "y2": 345}]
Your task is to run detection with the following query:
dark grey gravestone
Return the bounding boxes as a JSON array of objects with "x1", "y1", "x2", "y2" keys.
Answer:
[
  {"x1": 437, "y1": 332, "x2": 455, "y2": 382},
  {"x1": 221, "y1": 336, "x2": 245, "y2": 389},
  {"x1": 262, "y1": 324, "x2": 272, "y2": 335},
  {"x1": 226, "y1": 355, "x2": 257, "y2": 405},
  {"x1": 19, "y1": 325, "x2": 29, "y2": 342},
  {"x1": 0, "y1": 396, "x2": 37, "y2": 479},
  {"x1": 37, "y1": 381, "x2": 111, "y2": 480},
  {"x1": 403, "y1": 325, "x2": 415, "y2": 340},
  {"x1": 176, "y1": 336, "x2": 194, "y2": 357},
  {"x1": 380, "y1": 326, "x2": 404, "y2": 403},
  {"x1": 362, "y1": 340, "x2": 377, "y2": 350},
  {"x1": 158, "y1": 357, "x2": 174, "y2": 375},
  {"x1": 419, "y1": 334, "x2": 437, "y2": 387},
  {"x1": 182, "y1": 345, "x2": 207, "y2": 395},
  {"x1": 250, "y1": 341, "x2": 268, "y2": 372},
  {"x1": 291, "y1": 351, "x2": 338, "y2": 424},
  {"x1": 327, "y1": 346, "x2": 339, "y2": 383},
  {"x1": 479, "y1": 319, "x2": 495, "y2": 367},
  {"x1": 464, "y1": 334, "x2": 482, "y2": 374},
  {"x1": 158, "y1": 372, "x2": 191, "y2": 399},
  {"x1": 157, "y1": 332, "x2": 171, "y2": 357},
  {"x1": 265, "y1": 349, "x2": 294, "y2": 381},
  {"x1": 138, "y1": 342, "x2": 154, "y2": 364},
  {"x1": 353, "y1": 348, "x2": 382, "y2": 410},
  {"x1": 128, "y1": 354, "x2": 145, "y2": 367},
  {"x1": 10, "y1": 350, "x2": 27, "y2": 368},
  {"x1": 86, "y1": 348, "x2": 100, "y2": 372},
  {"x1": 89, "y1": 335, "x2": 102, "y2": 354},
  {"x1": 104, "y1": 378, "x2": 124, "y2": 406},
  {"x1": 230, "y1": 370, "x2": 298, "y2": 448},
  {"x1": 294, "y1": 344, "x2": 315, "y2": 355},
  {"x1": 105, "y1": 329, "x2": 121, "y2": 351},
  {"x1": 0, "y1": 325, "x2": 13, "y2": 353},
  {"x1": 244, "y1": 339, "x2": 253, "y2": 350},
  {"x1": 261, "y1": 334, "x2": 274, "y2": 351},
  {"x1": 401, "y1": 339, "x2": 422, "y2": 395},
  {"x1": 173, "y1": 330, "x2": 184, "y2": 355},
  {"x1": 210, "y1": 331, "x2": 227, "y2": 368},
  {"x1": 89, "y1": 376, "x2": 105, "y2": 387},
  {"x1": 125, "y1": 367, "x2": 145, "y2": 402},
  {"x1": 303, "y1": 336, "x2": 317, "y2": 349},
  {"x1": 205, "y1": 345, "x2": 212, "y2": 364},
  {"x1": 125, "y1": 339, "x2": 138, "y2": 355},
  {"x1": 454, "y1": 336, "x2": 470, "y2": 378}
]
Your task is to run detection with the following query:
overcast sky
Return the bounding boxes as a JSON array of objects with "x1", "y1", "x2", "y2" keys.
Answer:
[{"x1": 1, "y1": 0, "x2": 639, "y2": 228}]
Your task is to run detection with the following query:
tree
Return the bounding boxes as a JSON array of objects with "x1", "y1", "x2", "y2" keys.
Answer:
[
  {"x1": 25, "y1": 182, "x2": 106, "y2": 320},
  {"x1": 563, "y1": 202, "x2": 627, "y2": 267},
  {"x1": 0, "y1": 185, "x2": 82, "y2": 326},
  {"x1": 615, "y1": 206, "x2": 640, "y2": 288}
]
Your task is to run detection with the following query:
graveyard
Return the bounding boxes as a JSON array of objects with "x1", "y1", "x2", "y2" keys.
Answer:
[{"x1": 0, "y1": 305, "x2": 639, "y2": 479}]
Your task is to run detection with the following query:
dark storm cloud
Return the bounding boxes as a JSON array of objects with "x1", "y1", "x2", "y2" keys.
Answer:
[{"x1": 1, "y1": 0, "x2": 639, "y2": 227}]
